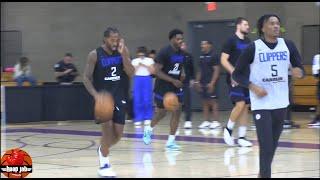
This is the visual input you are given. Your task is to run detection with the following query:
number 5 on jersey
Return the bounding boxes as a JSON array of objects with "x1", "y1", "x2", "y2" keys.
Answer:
[{"x1": 271, "y1": 65, "x2": 278, "y2": 77}]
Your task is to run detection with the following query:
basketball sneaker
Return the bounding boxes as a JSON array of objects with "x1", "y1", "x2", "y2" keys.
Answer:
[
  {"x1": 134, "y1": 121, "x2": 142, "y2": 126},
  {"x1": 209, "y1": 121, "x2": 221, "y2": 129},
  {"x1": 143, "y1": 126, "x2": 153, "y2": 145},
  {"x1": 198, "y1": 121, "x2": 211, "y2": 129},
  {"x1": 223, "y1": 127, "x2": 235, "y2": 146},
  {"x1": 165, "y1": 140, "x2": 181, "y2": 151},
  {"x1": 308, "y1": 118, "x2": 320, "y2": 126},
  {"x1": 184, "y1": 121, "x2": 192, "y2": 129},
  {"x1": 237, "y1": 137, "x2": 253, "y2": 147},
  {"x1": 97, "y1": 146, "x2": 116, "y2": 177}
]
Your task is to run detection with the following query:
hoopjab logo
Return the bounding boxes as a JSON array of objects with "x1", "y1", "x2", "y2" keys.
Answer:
[{"x1": 1, "y1": 148, "x2": 33, "y2": 178}]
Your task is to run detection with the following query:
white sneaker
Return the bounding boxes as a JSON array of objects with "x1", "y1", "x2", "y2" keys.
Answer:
[
  {"x1": 308, "y1": 120, "x2": 320, "y2": 126},
  {"x1": 209, "y1": 121, "x2": 221, "y2": 129},
  {"x1": 223, "y1": 127, "x2": 235, "y2": 146},
  {"x1": 237, "y1": 137, "x2": 253, "y2": 147},
  {"x1": 184, "y1": 121, "x2": 192, "y2": 129},
  {"x1": 97, "y1": 146, "x2": 116, "y2": 177},
  {"x1": 198, "y1": 121, "x2": 211, "y2": 129},
  {"x1": 144, "y1": 120, "x2": 151, "y2": 125},
  {"x1": 98, "y1": 166, "x2": 117, "y2": 177},
  {"x1": 134, "y1": 121, "x2": 142, "y2": 126}
]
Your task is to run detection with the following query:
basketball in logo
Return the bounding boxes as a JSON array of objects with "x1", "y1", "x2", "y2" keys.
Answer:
[{"x1": 1, "y1": 148, "x2": 33, "y2": 178}]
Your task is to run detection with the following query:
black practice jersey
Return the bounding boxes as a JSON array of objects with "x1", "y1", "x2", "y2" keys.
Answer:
[
  {"x1": 154, "y1": 45, "x2": 185, "y2": 93},
  {"x1": 93, "y1": 46, "x2": 127, "y2": 102}
]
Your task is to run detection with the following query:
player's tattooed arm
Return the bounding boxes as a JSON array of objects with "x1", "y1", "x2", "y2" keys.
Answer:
[{"x1": 83, "y1": 50, "x2": 98, "y2": 98}]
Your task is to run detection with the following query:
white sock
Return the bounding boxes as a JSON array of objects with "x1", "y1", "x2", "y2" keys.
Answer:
[
  {"x1": 238, "y1": 126, "x2": 247, "y2": 138},
  {"x1": 227, "y1": 119, "x2": 235, "y2": 130},
  {"x1": 98, "y1": 146, "x2": 110, "y2": 167},
  {"x1": 167, "y1": 135, "x2": 175, "y2": 144}
]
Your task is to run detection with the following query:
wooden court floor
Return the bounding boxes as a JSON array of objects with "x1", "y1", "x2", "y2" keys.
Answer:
[{"x1": 1, "y1": 111, "x2": 319, "y2": 178}]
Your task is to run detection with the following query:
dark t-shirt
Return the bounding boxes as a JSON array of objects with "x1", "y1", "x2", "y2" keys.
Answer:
[
  {"x1": 222, "y1": 34, "x2": 251, "y2": 85},
  {"x1": 232, "y1": 38, "x2": 305, "y2": 88},
  {"x1": 93, "y1": 47, "x2": 127, "y2": 102},
  {"x1": 154, "y1": 45, "x2": 185, "y2": 94},
  {"x1": 182, "y1": 51, "x2": 195, "y2": 84},
  {"x1": 54, "y1": 60, "x2": 78, "y2": 83},
  {"x1": 198, "y1": 50, "x2": 220, "y2": 85},
  {"x1": 222, "y1": 34, "x2": 251, "y2": 66}
]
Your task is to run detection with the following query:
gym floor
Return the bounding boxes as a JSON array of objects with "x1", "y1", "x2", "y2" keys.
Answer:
[{"x1": 1, "y1": 111, "x2": 319, "y2": 178}]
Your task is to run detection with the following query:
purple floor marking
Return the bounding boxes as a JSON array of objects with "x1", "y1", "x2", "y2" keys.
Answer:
[{"x1": 4, "y1": 128, "x2": 320, "y2": 149}]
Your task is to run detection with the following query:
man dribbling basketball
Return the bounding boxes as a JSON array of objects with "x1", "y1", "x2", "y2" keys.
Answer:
[
  {"x1": 83, "y1": 27, "x2": 134, "y2": 177},
  {"x1": 142, "y1": 29, "x2": 185, "y2": 151}
]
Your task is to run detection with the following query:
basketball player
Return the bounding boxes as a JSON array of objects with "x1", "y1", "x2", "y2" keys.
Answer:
[
  {"x1": 143, "y1": 29, "x2": 185, "y2": 151},
  {"x1": 83, "y1": 27, "x2": 134, "y2": 177},
  {"x1": 232, "y1": 14, "x2": 304, "y2": 178},
  {"x1": 221, "y1": 17, "x2": 253, "y2": 147},
  {"x1": 195, "y1": 40, "x2": 221, "y2": 129}
]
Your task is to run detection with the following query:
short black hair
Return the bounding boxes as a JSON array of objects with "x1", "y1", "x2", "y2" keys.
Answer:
[
  {"x1": 235, "y1": 17, "x2": 248, "y2": 26},
  {"x1": 136, "y1": 46, "x2": 148, "y2": 55},
  {"x1": 19, "y1": 56, "x2": 29, "y2": 63},
  {"x1": 19, "y1": 56, "x2": 29, "y2": 66},
  {"x1": 149, "y1": 49, "x2": 156, "y2": 54},
  {"x1": 201, "y1": 40, "x2": 213, "y2": 45},
  {"x1": 168, "y1": 29, "x2": 183, "y2": 40},
  {"x1": 257, "y1": 14, "x2": 281, "y2": 37},
  {"x1": 104, "y1": 27, "x2": 119, "y2": 38},
  {"x1": 65, "y1": 53, "x2": 73, "y2": 57}
]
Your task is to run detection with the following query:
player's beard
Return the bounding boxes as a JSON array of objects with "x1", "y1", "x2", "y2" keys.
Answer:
[
  {"x1": 106, "y1": 44, "x2": 118, "y2": 52},
  {"x1": 111, "y1": 45, "x2": 118, "y2": 52},
  {"x1": 175, "y1": 42, "x2": 182, "y2": 50},
  {"x1": 241, "y1": 30, "x2": 249, "y2": 36}
]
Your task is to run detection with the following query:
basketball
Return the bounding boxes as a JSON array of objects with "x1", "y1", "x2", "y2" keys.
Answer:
[
  {"x1": 94, "y1": 91, "x2": 115, "y2": 123},
  {"x1": 163, "y1": 92, "x2": 179, "y2": 111},
  {"x1": 1, "y1": 148, "x2": 32, "y2": 178}
]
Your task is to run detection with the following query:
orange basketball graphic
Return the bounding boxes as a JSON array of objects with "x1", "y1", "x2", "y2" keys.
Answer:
[{"x1": 1, "y1": 148, "x2": 33, "y2": 178}]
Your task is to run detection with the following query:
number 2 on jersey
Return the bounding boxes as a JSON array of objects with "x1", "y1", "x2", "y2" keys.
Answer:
[
  {"x1": 173, "y1": 63, "x2": 179, "y2": 71},
  {"x1": 111, "y1": 67, "x2": 117, "y2": 77}
]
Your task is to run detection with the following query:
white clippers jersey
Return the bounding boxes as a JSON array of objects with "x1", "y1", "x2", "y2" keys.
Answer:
[{"x1": 250, "y1": 38, "x2": 290, "y2": 110}]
